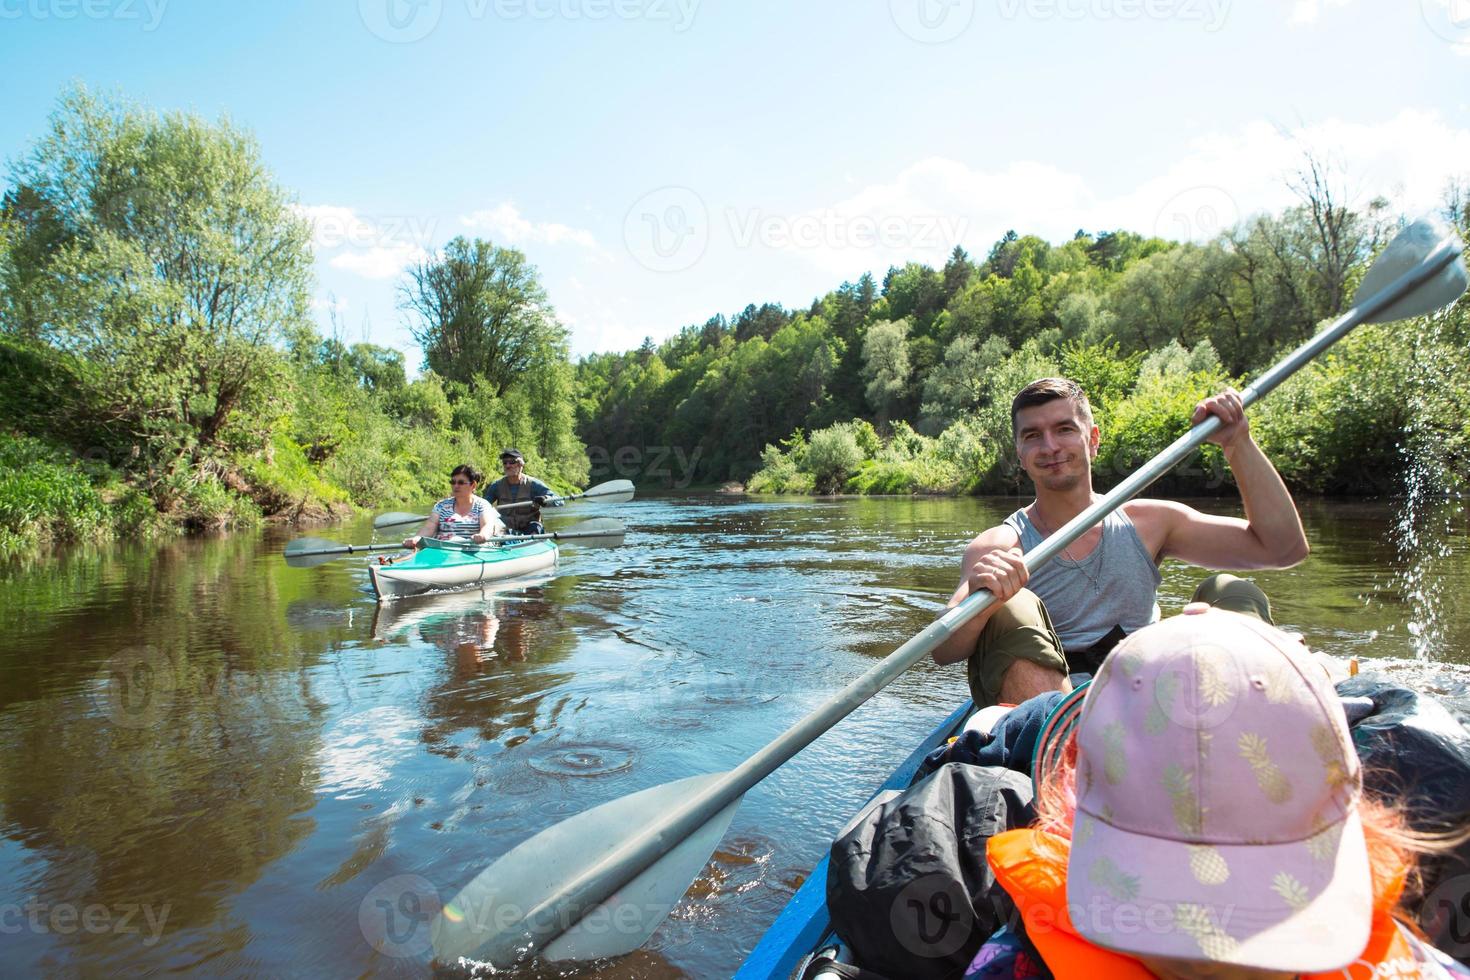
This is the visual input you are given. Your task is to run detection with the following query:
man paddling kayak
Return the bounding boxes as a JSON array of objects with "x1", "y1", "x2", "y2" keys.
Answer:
[
  {"x1": 932, "y1": 377, "x2": 1309, "y2": 709},
  {"x1": 485, "y1": 448, "x2": 562, "y2": 535}
]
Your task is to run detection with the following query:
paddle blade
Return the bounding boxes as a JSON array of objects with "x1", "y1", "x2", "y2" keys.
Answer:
[
  {"x1": 282, "y1": 537, "x2": 343, "y2": 568},
  {"x1": 431, "y1": 773, "x2": 739, "y2": 966},
  {"x1": 1357, "y1": 218, "x2": 1468, "y2": 323},
  {"x1": 373, "y1": 511, "x2": 427, "y2": 530},
  {"x1": 580, "y1": 479, "x2": 635, "y2": 505}
]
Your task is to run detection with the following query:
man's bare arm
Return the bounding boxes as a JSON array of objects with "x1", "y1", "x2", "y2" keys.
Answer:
[
  {"x1": 1145, "y1": 389, "x2": 1308, "y2": 570},
  {"x1": 931, "y1": 527, "x2": 1026, "y2": 666}
]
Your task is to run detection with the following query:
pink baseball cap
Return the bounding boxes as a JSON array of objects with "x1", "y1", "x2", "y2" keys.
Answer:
[{"x1": 1065, "y1": 607, "x2": 1371, "y2": 972}]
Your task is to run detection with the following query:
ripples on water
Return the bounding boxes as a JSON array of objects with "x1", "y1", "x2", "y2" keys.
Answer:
[{"x1": 0, "y1": 494, "x2": 1466, "y2": 977}]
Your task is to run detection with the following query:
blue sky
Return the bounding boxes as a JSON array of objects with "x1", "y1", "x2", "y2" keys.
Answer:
[{"x1": 3, "y1": 0, "x2": 1468, "y2": 364}]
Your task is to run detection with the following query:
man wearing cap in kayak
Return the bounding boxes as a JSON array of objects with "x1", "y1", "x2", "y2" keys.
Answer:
[
  {"x1": 484, "y1": 449, "x2": 562, "y2": 535},
  {"x1": 931, "y1": 377, "x2": 1309, "y2": 709}
]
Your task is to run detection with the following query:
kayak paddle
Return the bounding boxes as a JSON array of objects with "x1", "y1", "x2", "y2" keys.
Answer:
[
  {"x1": 284, "y1": 519, "x2": 627, "y2": 568},
  {"x1": 373, "y1": 479, "x2": 636, "y2": 529},
  {"x1": 425, "y1": 518, "x2": 626, "y2": 549},
  {"x1": 429, "y1": 218, "x2": 1467, "y2": 968}
]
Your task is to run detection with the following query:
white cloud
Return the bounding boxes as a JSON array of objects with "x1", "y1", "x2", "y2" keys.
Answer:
[
  {"x1": 460, "y1": 203, "x2": 600, "y2": 250},
  {"x1": 294, "y1": 203, "x2": 435, "y2": 280},
  {"x1": 329, "y1": 245, "x2": 428, "y2": 281},
  {"x1": 764, "y1": 108, "x2": 1470, "y2": 277}
]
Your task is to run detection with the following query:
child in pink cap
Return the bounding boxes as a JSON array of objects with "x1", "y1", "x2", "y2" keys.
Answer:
[{"x1": 979, "y1": 605, "x2": 1469, "y2": 979}]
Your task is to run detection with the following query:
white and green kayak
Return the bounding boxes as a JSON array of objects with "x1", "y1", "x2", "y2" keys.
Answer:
[{"x1": 368, "y1": 537, "x2": 558, "y2": 602}]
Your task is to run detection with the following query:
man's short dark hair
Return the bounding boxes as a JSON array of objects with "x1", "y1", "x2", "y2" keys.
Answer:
[{"x1": 1011, "y1": 378, "x2": 1094, "y2": 440}]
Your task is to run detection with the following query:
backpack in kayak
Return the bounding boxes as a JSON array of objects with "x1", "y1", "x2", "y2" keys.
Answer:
[
  {"x1": 826, "y1": 763, "x2": 1035, "y2": 980},
  {"x1": 1338, "y1": 676, "x2": 1470, "y2": 957}
]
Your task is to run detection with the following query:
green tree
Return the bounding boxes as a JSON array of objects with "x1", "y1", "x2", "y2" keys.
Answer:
[
  {"x1": 920, "y1": 333, "x2": 1010, "y2": 432},
  {"x1": 4, "y1": 85, "x2": 313, "y2": 506},
  {"x1": 861, "y1": 318, "x2": 912, "y2": 420},
  {"x1": 401, "y1": 236, "x2": 562, "y2": 396}
]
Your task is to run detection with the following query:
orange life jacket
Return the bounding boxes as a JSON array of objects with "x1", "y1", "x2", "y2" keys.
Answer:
[{"x1": 986, "y1": 828, "x2": 1424, "y2": 980}]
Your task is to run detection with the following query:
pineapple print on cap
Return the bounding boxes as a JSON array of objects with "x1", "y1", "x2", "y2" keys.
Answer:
[
  {"x1": 1310, "y1": 724, "x2": 1351, "y2": 791},
  {"x1": 1196, "y1": 656, "x2": 1232, "y2": 709},
  {"x1": 1162, "y1": 764, "x2": 1202, "y2": 836},
  {"x1": 1088, "y1": 856, "x2": 1140, "y2": 902},
  {"x1": 1101, "y1": 722, "x2": 1127, "y2": 785},
  {"x1": 1145, "y1": 671, "x2": 1180, "y2": 736},
  {"x1": 1187, "y1": 845, "x2": 1230, "y2": 885},
  {"x1": 1238, "y1": 732, "x2": 1292, "y2": 804},
  {"x1": 1272, "y1": 872, "x2": 1311, "y2": 912},
  {"x1": 1174, "y1": 903, "x2": 1239, "y2": 960}
]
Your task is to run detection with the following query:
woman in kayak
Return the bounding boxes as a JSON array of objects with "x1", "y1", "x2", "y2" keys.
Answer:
[
  {"x1": 977, "y1": 605, "x2": 1469, "y2": 979},
  {"x1": 401, "y1": 464, "x2": 506, "y2": 549}
]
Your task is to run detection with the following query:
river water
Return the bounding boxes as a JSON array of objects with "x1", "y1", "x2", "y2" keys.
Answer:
[{"x1": 1, "y1": 494, "x2": 1467, "y2": 977}]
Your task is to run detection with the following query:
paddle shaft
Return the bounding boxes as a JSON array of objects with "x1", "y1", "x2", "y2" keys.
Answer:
[
  {"x1": 490, "y1": 232, "x2": 1466, "y2": 962},
  {"x1": 427, "y1": 522, "x2": 623, "y2": 548},
  {"x1": 290, "y1": 541, "x2": 404, "y2": 559},
  {"x1": 494, "y1": 483, "x2": 628, "y2": 512}
]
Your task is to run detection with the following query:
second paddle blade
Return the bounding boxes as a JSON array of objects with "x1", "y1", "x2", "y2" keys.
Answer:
[
  {"x1": 431, "y1": 772, "x2": 739, "y2": 967},
  {"x1": 282, "y1": 537, "x2": 343, "y2": 568},
  {"x1": 583, "y1": 479, "x2": 635, "y2": 504},
  {"x1": 1356, "y1": 218, "x2": 1468, "y2": 323}
]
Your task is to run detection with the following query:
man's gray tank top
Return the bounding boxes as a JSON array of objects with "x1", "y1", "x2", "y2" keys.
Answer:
[{"x1": 1001, "y1": 505, "x2": 1162, "y2": 652}]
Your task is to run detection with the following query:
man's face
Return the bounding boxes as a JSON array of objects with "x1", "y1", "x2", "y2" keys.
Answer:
[
  {"x1": 501, "y1": 458, "x2": 524, "y2": 481},
  {"x1": 1013, "y1": 397, "x2": 1099, "y2": 493}
]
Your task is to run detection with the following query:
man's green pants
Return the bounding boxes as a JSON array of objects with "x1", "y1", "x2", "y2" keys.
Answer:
[{"x1": 966, "y1": 573, "x2": 1275, "y2": 709}]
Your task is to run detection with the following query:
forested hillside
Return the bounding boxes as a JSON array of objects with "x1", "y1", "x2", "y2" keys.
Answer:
[{"x1": 576, "y1": 182, "x2": 1470, "y2": 498}]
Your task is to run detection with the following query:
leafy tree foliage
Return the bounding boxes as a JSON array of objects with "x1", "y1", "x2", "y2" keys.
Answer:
[
  {"x1": 2, "y1": 85, "x2": 313, "y2": 509},
  {"x1": 401, "y1": 236, "x2": 563, "y2": 396}
]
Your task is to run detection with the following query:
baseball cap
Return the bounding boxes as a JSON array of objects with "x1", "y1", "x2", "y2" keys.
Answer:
[
  {"x1": 499, "y1": 449, "x2": 525, "y2": 463},
  {"x1": 1063, "y1": 607, "x2": 1370, "y2": 972}
]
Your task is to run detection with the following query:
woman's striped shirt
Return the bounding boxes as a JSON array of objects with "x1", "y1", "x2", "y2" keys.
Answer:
[{"x1": 431, "y1": 496, "x2": 497, "y2": 538}]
